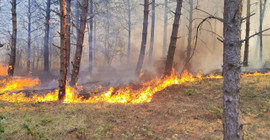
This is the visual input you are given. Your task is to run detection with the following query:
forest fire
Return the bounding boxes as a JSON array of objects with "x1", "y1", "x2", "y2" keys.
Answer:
[
  {"x1": 0, "y1": 70, "x2": 268, "y2": 104},
  {"x1": 0, "y1": 70, "x2": 216, "y2": 104}
]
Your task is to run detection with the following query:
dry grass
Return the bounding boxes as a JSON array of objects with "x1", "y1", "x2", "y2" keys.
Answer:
[{"x1": 0, "y1": 76, "x2": 270, "y2": 140}]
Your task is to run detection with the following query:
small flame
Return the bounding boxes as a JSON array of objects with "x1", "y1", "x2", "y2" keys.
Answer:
[
  {"x1": 242, "y1": 71, "x2": 270, "y2": 77},
  {"x1": 0, "y1": 64, "x2": 8, "y2": 75}
]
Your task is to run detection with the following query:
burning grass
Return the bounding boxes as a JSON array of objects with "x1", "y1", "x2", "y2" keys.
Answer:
[
  {"x1": 0, "y1": 70, "x2": 223, "y2": 104},
  {"x1": 0, "y1": 75, "x2": 270, "y2": 139}
]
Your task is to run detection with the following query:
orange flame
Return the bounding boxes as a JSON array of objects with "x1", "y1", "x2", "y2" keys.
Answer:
[
  {"x1": 0, "y1": 67, "x2": 269, "y2": 104},
  {"x1": 0, "y1": 77, "x2": 40, "y2": 93},
  {"x1": 0, "y1": 70, "x2": 219, "y2": 104},
  {"x1": 0, "y1": 64, "x2": 8, "y2": 75},
  {"x1": 242, "y1": 71, "x2": 270, "y2": 77}
]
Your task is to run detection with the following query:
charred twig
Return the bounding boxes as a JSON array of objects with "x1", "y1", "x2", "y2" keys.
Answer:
[
  {"x1": 240, "y1": 28, "x2": 270, "y2": 43},
  {"x1": 52, "y1": 43, "x2": 61, "y2": 49},
  {"x1": 241, "y1": 13, "x2": 255, "y2": 21},
  {"x1": 180, "y1": 15, "x2": 224, "y2": 75},
  {"x1": 67, "y1": 128, "x2": 78, "y2": 134},
  {"x1": 195, "y1": 7, "x2": 224, "y2": 23}
]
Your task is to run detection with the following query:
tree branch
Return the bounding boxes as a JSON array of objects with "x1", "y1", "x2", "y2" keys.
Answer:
[{"x1": 240, "y1": 28, "x2": 270, "y2": 43}]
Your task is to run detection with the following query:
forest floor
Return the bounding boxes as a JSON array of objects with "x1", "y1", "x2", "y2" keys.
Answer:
[{"x1": 0, "y1": 75, "x2": 270, "y2": 140}]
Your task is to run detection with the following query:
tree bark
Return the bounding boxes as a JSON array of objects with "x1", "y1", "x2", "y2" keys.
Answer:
[
  {"x1": 223, "y1": 0, "x2": 242, "y2": 139},
  {"x1": 148, "y1": 0, "x2": 155, "y2": 63},
  {"x1": 243, "y1": 0, "x2": 250, "y2": 66},
  {"x1": 27, "y1": 0, "x2": 31, "y2": 73},
  {"x1": 88, "y1": 0, "x2": 93, "y2": 73},
  {"x1": 58, "y1": 0, "x2": 68, "y2": 100},
  {"x1": 162, "y1": 0, "x2": 168, "y2": 57},
  {"x1": 135, "y1": 0, "x2": 149, "y2": 75},
  {"x1": 127, "y1": 0, "x2": 131, "y2": 63},
  {"x1": 186, "y1": 0, "x2": 193, "y2": 62},
  {"x1": 164, "y1": 0, "x2": 183, "y2": 76},
  {"x1": 44, "y1": 0, "x2": 51, "y2": 72},
  {"x1": 70, "y1": 0, "x2": 89, "y2": 86},
  {"x1": 66, "y1": 0, "x2": 71, "y2": 71},
  {"x1": 8, "y1": 0, "x2": 17, "y2": 76}
]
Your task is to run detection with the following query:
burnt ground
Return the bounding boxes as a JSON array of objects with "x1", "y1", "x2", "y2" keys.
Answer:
[{"x1": 0, "y1": 76, "x2": 270, "y2": 140}]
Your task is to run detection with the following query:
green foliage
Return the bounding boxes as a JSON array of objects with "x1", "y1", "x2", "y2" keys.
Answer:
[
  {"x1": 95, "y1": 123, "x2": 114, "y2": 136},
  {"x1": 208, "y1": 103, "x2": 223, "y2": 117},
  {"x1": 0, "y1": 115, "x2": 5, "y2": 136},
  {"x1": 185, "y1": 89, "x2": 199, "y2": 96},
  {"x1": 250, "y1": 84, "x2": 259, "y2": 90},
  {"x1": 147, "y1": 131, "x2": 153, "y2": 136}
]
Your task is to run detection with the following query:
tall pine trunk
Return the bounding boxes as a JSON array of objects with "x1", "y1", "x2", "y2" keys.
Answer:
[
  {"x1": 70, "y1": 0, "x2": 89, "y2": 86},
  {"x1": 66, "y1": 0, "x2": 71, "y2": 71},
  {"x1": 127, "y1": 0, "x2": 131, "y2": 63},
  {"x1": 93, "y1": 16, "x2": 96, "y2": 67},
  {"x1": 186, "y1": 0, "x2": 193, "y2": 62},
  {"x1": 58, "y1": 0, "x2": 68, "y2": 100},
  {"x1": 89, "y1": 0, "x2": 93, "y2": 73},
  {"x1": 8, "y1": 0, "x2": 17, "y2": 76},
  {"x1": 162, "y1": 0, "x2": 168, "y2": 57},
  {"x1": 135, "y1": 0, "x2": 149, "y2": 75},
  {"x1": 243, "y1": 0, "x2": 250, "y2": 66},
  {"x1": 27, "y1": 0, "x2": 31, "y2": 73},
  {"x1": 44, "y1": 0, "x2": 51, "y2": 72},
  {"x1": 223, "y1": 0, "x2": 242, "y2": 139},
  {"x1": 148, "y1": 0, "x2": 155, "y2": 63},
  {"x1": 164, "y1": 0, "x2": 183, "y2": 76}
]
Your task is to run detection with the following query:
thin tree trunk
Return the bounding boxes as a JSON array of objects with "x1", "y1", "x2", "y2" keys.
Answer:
[
  {"x1": 36, "y1": 46, "x2": 40, "y2": 71},
  {"x1": 58, "y1": 0, "x2": 68, "y2": 100},
  {"x1": 223, "y1": 0, "x2": 242, "y2": 139},
  {"x1": 70, "y1": 0, "x2": 89, "y2": 86},
  {"x1": 127, "y1": 0, "x2": 131, "y2": 63},
  {"x1": 32, "y1": 46, "x2": 35, "y2": 72},
  {"x1": 243, "y1": 0, "x2": 250, "y2": 66},
  {"x1": 75, "y1": 0, "x2": 80, "y2": 37},
  {"x1": 186, "y1": 0, "x2": 193, "y2": 62},
  {"x1": 135, "y1": 0, "x2": 149, "y2": 75},
  {"x1": 66, "y1": 0, "x2": 71, "y2": 71},
  {"x1": 148, "y1": 0, "x2": 155, "y2": 63},
  {"x1": 89, "y1": 0, "x2": 93, "y2": 73},
  {"x1": 162, "y1": 0, "x2": 168, "y2": 57},
  {"x1": 164, "y1": 0, "x2": 183, "y2": 76},
  {"x1": 254, "y1": 0, "x2": 267, "y2": 58},
  {"x1": 8, "y1": 0, "x2": 17, "y2": 76},
  {"x1": 104, "y1": 2, "x2": 110, "y2": 66},
  {"x1": 93, "y1": 16, "x2": 96, "y2": 67},
  {"x1": 44, "y1": 0, "x2": 51, "y2": 72},
  {"x1": 259, "y1": 0, "x2": 264, "y2": 62},
  {"x1": 27, "y1": 0, "x2": 31, "y2": 73}
]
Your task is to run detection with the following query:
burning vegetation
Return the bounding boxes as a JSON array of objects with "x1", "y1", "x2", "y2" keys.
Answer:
[
  {"x1": 1, "y1": 64, "x2": 269, "y2": 105},
  {"x1": 0, "y1": 64, "x2": 224, "y2": 104}
]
